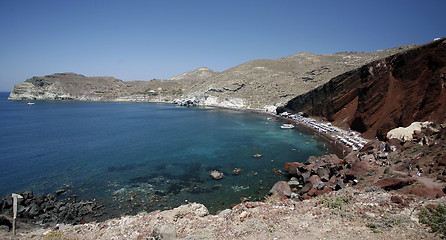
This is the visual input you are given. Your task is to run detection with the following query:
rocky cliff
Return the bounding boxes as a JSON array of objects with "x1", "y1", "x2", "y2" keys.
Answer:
[
  {"x1": 9, "y1": 45, "x2": 416, "y2": 111},
  {"x1": 8, "y1": 72, "x2": 189, "y2": 102},
  {"x1": 174, "y1": 46, "x2": 417, "y2": 111},
  {"x1": 277, "y1": 38, "x2": 446, "y2": 139}
]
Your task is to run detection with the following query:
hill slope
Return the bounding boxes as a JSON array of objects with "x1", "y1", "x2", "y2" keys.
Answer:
[
  {"x1": 9, "y1": 45, "x2": 417, "y2": 110},
  {"x1": 277, "y1": 38, "x2": 446, "y2": 139}
]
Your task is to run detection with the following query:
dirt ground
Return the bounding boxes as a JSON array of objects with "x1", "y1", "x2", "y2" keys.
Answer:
[{"x1": 1, "y1": 185, "x2": 444, "y2": 240}]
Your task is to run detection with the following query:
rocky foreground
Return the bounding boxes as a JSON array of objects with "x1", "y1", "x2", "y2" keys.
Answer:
[
  {"x1": 2, "y1": 191, "x2": 443, "y2": 240},
  {"x1": 1, "y1": 121, "x2": 445, "y2": 239}
]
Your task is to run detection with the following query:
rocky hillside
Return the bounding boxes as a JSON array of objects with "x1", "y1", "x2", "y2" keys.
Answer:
[
  {"x1": 172, "y1": 46, "x2": 417, "y2": 110},
  {"x1": 9, "y1": 45, "x2": 417, "y2": 111},
  {"x1": 277, "y1": 37, "x2": 446, "y2": 139},
  {"x1": 7, "y1": 72, "x2": 187, "y2": 102}
]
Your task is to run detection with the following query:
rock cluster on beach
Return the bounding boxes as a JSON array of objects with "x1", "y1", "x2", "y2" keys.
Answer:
[
  {"x1": 0, "y1": 191, "x2": 102, "y2": 226},
  {"x1": 283, "y1": 154, "x2": 351, "y2": 198},
  {"x1": 279, "y1": 121, "x2": 446, "y2": 201}
]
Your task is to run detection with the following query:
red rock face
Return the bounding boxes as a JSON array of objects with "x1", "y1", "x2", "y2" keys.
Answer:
[
  {"x1": 278, "y1": 38, "x2": 446, "y2": 139},
  {"x1": 374, "y1": 177, "x2": 416, "y2": 190}
]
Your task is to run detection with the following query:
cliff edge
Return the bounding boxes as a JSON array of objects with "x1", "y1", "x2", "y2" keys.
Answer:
[{"x1": 278, "y1": 38, "x2": 446, "y2": 139}]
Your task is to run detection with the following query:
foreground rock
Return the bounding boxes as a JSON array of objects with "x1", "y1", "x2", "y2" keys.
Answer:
[
  {"x1": 269, "y1": 181, "x2": 291, "y2": 197},
  {"x1": 283, "y1": 153, "x2": 358, "y2": 198},
  {"x1": 0, "y1": 191, "x2": 102, "y2": 227},
  {"x1": 4, "y1": 191, "x2": 442, "y2": 239}
]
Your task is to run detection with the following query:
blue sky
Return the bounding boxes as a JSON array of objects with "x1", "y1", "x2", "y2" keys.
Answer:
[{"x1": 0, "y1": 0, "x2": 445, "y2": 91}]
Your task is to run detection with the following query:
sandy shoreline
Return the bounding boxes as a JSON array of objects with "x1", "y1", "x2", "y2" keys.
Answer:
[{"x1": 246, "y1": 108, "x2": 365, "y2": 158}]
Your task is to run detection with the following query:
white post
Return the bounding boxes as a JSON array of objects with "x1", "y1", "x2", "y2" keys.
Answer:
[{"x1": 11, "y1": 193, "x2": 23, "y2": 235}]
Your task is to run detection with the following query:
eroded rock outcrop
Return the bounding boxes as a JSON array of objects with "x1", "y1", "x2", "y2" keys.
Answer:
[{"x1": 278, "y1": 38, "x2": 446, "y2": 139}]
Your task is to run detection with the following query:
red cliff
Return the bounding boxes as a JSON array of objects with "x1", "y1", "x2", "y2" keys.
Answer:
[{"x1": 278, "y1": 38, "x2": 446, "y2": 140}]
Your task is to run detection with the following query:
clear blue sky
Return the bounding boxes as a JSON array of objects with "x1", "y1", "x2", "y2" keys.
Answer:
[{"x1": 0, "y1": 0, "x2": 445, "y2": 91}]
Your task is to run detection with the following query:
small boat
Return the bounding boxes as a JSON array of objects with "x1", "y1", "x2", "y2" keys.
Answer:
[
  {"x1": 280, "y1": 124, "x2": 294, "y2": 129},
  {"x1": 27, "y1": 102, "x2": 35, "y2": 105}
]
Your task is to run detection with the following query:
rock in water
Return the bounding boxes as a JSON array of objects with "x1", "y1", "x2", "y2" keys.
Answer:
[
  {"x1": 210, "y1": 170, "x2": 223, "y2": 180},
  {"x1": 253, "y1": 153, "x2": 262, "y2": 158},
  {"x1": 232, "y1": 168, "x2": 243, "y2": 175}
]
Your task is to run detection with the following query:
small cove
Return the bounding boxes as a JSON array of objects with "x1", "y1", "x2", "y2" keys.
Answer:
[{"x1": 0, "y1": 92, "x2": 335, "y2": 218}]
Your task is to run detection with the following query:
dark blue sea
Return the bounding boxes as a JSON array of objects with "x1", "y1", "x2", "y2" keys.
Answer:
[{"x1": 0, "y1": 92, "x2": 334, "y2": 217}]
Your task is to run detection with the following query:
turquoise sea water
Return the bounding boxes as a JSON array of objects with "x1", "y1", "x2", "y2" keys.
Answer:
[{"x1": 0, "y1": 92, "x2": 334, "y2": 217}]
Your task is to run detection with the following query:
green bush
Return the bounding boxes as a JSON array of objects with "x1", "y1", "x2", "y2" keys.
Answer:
[
  {"x1": 366, "y1": 222, "x2": 381, "y2": 233},
  {"x1": 42, "y1": 231, "x2": 68, "y2": 240},
  {"x1": 321, "y1": 195, "x2": 351, "y2": 211},
  {"x1": 419, "y1": 204, "x2": 446, "y2": 237}
]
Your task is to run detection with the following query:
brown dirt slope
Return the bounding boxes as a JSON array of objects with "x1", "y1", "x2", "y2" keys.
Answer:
[{"x1": 278, "y1": 38, "x2": 446, "y2": 139}]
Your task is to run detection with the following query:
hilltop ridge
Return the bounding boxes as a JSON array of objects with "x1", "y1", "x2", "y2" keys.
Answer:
[{"x1": 9, "y1": 44, "x2": 417, "y2": 111}]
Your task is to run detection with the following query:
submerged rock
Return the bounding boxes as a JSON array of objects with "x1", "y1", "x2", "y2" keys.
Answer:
[
  {"x1": 210, "y1": 170, "x2": 223, "y2": 180},
  {"x1": 232, "y1": 168, "x2": 243, "y2": 175}
]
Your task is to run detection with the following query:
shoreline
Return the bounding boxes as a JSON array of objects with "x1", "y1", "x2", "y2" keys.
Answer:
[
  {"x1": 3, "y1": 101, "x2": 446, "y2": 239},
  {"x1": 1, "y1": 101, "x2": 365, "y2": 223},
  {"x1": 244, "y1": 108, "x2": 366, "y2": 159},
  {"x1": 6, "y1": 95, "x2": 368, "y2": 157}
]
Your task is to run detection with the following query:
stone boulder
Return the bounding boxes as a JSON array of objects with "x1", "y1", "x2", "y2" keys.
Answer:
[
  {"x1": 287, "y1": 177, "x2": 300, "y2": 188},
  {"x1": 386, "y1": 138, "x2": 403, "y2": 152},
  {"x1": 306, "y1": 156, "x2": 318, "y2": 165},
  {"x1": 151, "y1": 224, "x2": 177, "y2": 240},
  {"x1": 0, "y1": 215, "x2": 12, "y2": 231},
  {"x1": 307, "y1": 175, "x2": 325, "y2": 190},
  {"x1": 390, "y1": 196, "x2": 404, "y2": 204},
  {"x1": 162, "y1": 203, "x2": 209, "y2": 221},
  {"x1": 315, "y1": 167, "x2": 330, "y2": 182},
  {"x1": 406, "y1": 186, "x2": 446, "y2": 199},
  {"x1": 269, "y1": 181, "x2": 291, "y2": 197},
  {"x1": 345, "y1": 160, "x2": 370, "y2": 179},
  {"x1": 307, "y1": 187, "x2": 332, "y2": 197},
  {"x1": 344, "y1": 151, "x2": 359, "y2": 165},
  {"x1": 0, "y1": 191, "x2": 100, "y2": 226},
  {"x1": 284, "y1": 162, "x2": 304, "y2": 176},
  {"x1": 374, "y1": 177, "x2": 416, "y2": 190},
  {"x1": 386, "y1": 122, "x2": 425, "y2": 142}
]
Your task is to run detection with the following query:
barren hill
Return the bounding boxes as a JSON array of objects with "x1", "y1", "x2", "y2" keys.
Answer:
[
  {"x1": 9, "y1": 45, "x2": 417, "y2": 110},
  {"x1": 174, "y1": 45, "x2": 417, "y2": 110}
]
